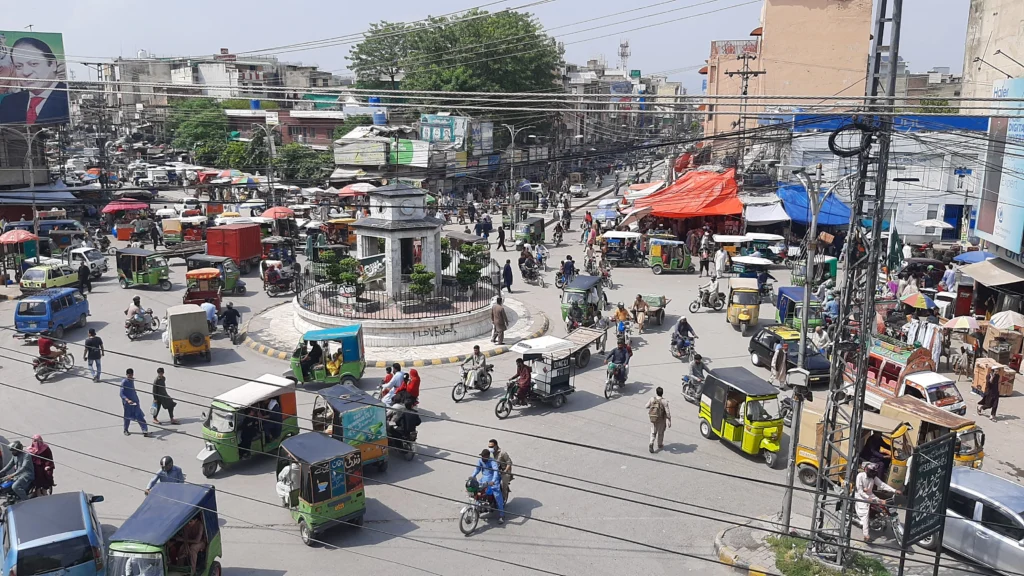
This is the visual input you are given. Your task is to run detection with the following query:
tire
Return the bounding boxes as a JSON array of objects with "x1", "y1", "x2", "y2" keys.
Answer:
[
  {"x1": 459, "y1": 507, "x2": 480, "y2": 536},
  {"x1": 173, "y1": 356, "x2": 180, "y2": 366},
  {"x1": 151, "y1": 318, "x2": 160, "y2": 330},
  {"x1": 798, "y1": 464, "x2": 818, "y2": 487},
  {"x1": 452, "y1": 383, "x2": 467, "y2": 402},
  {"x1": 686, "y1": 265, "x2": 696, "y2": 273},
  {"x1": 479, "y1": 372, "x2": 492, "y2": 391},
  {"x1": 688, "y1": 301, "x2": 700, "y2": 314},
  {"x1": 53, "y1": 325, "x2": 64, "y2": 339},
  {"x1": 352, "y1": 514, "x2": 364, "y2": 527},
  {"x1": 119, "y1": 278, "x2": 128, "y2": 289},
  {"x1": 205, "y1": 350, "x2": 212, "y2": 362},
  {"x1": 160, "y1": 279, "x2": 172, "y2": 291},
  {"x1": 377, "y1": 459, "x2": 388, "y2": 473},
  {"x1": 299, "y1": 520, "x2": 314, "y2": 546},
  {"x1": 553, "y1": 394, "x2": 565, "y2": 408},
  {"x1": 750, "y1": 352, "x2": 762, "y2": 367},
  {"x1": 188, "y1": 332, "x2": 205, "y2": 347},
  {"x1": 712, "y1": 298, "x2": 724, "y2": 312},
  {"x1": 495, "y1": 399, "x2": 512, "y2": 419},
  {"x1": 403, "y1": 442, "x2": 415, "y2": 461},
  {"x1": 34, "y1": 366, "x2": 50, "y2": 382},
  {"x1": 62, "y1": 354, "x2": 75, "y2": 369},
  {"x1": 241, "y1": 261, "x2": 251, "y2": 274},
  {"x1": 604, "y1": 380, "x2": 613, "y2": 400},
  {"x1": 917, "y1": 530, "x2": 938, "y2": 550},
  {"x1": 652, "y1": 265, "x2": 663, "y2": 275},
  {"x1": 236, "y1": 286, "x2": 246, "y2": 295},
  {"x1": 555, "y1": 277, "x2": 565, "y2": 289},
  {"x1": 576, "y1": 347, "x2": 591, "y2": 368},
  {"x1": 740, "y1": 322, "x2": 749, "y2": 336},
  {"x1": 699, "y1": 419, "x2": 715, "y2": 439},
  {"x1": 210, "y1": 561, "x2": 222, "y2": 576},
  {"x1": 78, "y1": 314, "x2": 88, "y2": 328},
  {"x1": 339, "y1": 375, "x2": 358, "y2": 389},
  {"x1": 763, "y1": 450, "x2": 778, "y2": 469},
  {"x1": 202, "y1": 461, "x2": 218, "y2": 478}
]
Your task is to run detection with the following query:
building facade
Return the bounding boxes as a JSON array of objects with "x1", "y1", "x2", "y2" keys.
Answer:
[{"x1": 960, "y1": 0, "x2": 1024, "y2": 113}]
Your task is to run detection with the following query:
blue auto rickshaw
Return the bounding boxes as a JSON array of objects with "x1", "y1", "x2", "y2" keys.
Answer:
[{"x1": 775, "y1": 287, "x2": 823, "y2": 330}]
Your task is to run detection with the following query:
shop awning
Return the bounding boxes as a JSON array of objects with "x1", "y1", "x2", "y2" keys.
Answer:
[
  {"x1": 960, "y1": 258, "x2": 1024, "y2": 287},
  {"x1": 776, "y1": 184, "x2": 851, "y2": 226},
  {"x1": 633, "y1": 169, "x2": 741, "y2": 219},
  {"x1": 0, "y1": 190, "x2": 79, "y2": 205},
  {"x1": 744, "y1": 201, "x2": 790, "y2": 225}
]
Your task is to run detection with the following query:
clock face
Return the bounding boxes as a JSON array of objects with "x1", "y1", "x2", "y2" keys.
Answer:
[{"x1": 400, "y1": 199, "x2": 416, "y2": 216}]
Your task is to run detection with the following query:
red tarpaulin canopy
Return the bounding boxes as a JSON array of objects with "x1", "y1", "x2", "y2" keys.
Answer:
[
  {"x1": 633, "y1": 169, "x2": 741, "y2": 219},
  {"x1": 262, "y1": 206, "x2": 295, "y2": 219},
  {"x1": 0, "y1": 229, "x2": 38, "y2": 244},
  {"x1": 102, "y1": 199, "x2": 149, "y2": 213}
]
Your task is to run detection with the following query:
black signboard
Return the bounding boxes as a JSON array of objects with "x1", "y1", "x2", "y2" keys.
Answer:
[{"x1": 902, "y1": 433, "x2": 956, "y2": 547}]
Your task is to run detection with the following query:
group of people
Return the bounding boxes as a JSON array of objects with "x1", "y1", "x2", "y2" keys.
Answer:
[
  {"x1": 0, "y1": 435, "x2": 55, "y2": 502},
  {"x1": 470, "y1": 439, "x2": 514, "y2": 524}
]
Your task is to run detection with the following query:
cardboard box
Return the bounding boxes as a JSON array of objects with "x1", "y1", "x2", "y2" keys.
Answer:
[
  {"x1": 973, "y1": 357, "x2": 1015, "y2": 397},
  {"x1": 983, "y1": 326, "x2": 1023, "y2": 356}
]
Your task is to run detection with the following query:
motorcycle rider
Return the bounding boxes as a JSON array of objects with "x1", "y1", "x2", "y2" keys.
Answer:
[
  {"x1": 671, "y1": 316, "x2": 698, "y2": 352},
  {"x1": 472, "y1": 448, "x2": 505, "y2": 524},
  {"x1": 605, "y1": 337, "x2": 632, "y2": 384},
  {"x1": 855, "y1": 462, "x2": 889, "y2": 542},
  {"x1": 611, "y1": 302, "x2": 631, "y2": 337},
  {"x1": 461, "y1": 345, "x2": 489, "y2": 389},
  {"x1": 514, "y1": 358, "x2": 532, "y2": 405},
  {"x1": 687, "y1": 354, "x2": 708, "y2": 396},
  {"x1": 218, "y1": 302, "x2": 242, "y2": 335},
  {"x1": 125, "y1": 295, "x2": 146, "y2": 331},
  {"x1": 698, "y1": 274, "x2": 721, "y2": 307},
  {"x1": 824, "y1": 292, "x2": 840, "y2": 322},
  {"x1": 37, "y1": 334, "x2": 66, "y2": 363},
  {"x1": 757, "y1": 268, "x2": 777, "y2": 295},
  {"x1": 388, "y1": 398, "x2": 421, "y2": 448},
  {"x1": 487, "y1": 439, "x2": 513, "y2": 502},
  {"x1": 0, "y1": 441, "x2": 35, "y2": 501},
  {"x1": 562, "y1": 255, "x2": 576, "y2": 285},
  {"x1": 145, "y1": 456, "x2": 185, "y2": 495},
  {"x1": 553, "y1": 220, "x2": 564, "y2": 242}
]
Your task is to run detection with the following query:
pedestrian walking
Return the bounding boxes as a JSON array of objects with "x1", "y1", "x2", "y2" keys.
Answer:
[
  {"x1": 149, "y1": 222, "x2": 160, "y2": 250},
  {"x1": 714, "y1": 246, "x2": 729, "y2": 278},
  {"x1": 77, "y1": 261, "x2": 92, "y2": 294},
  {"x1": 769, "y1": 343, "x2": 788, "y2": 388},
  {"x1": 491, "y1": 296, "x2": 509, "y2": 345},
  {"x1": 698, "y1": 248, "x2": 711, "y2": 277},
  {"x1": 151, "y1": 367, "x2": 179, "y2": 425},
  {"x1": 120, "y1": 369, "x2": 151, "y2": 437},
  {"x1": 497, "y1": 225, "x2": 507, "y2": 252},
  {"x1": 502, "y1": 260, "x2": 513, "y2": 294},
  {"x1": 84, "y1": 328, "x2": 104, "y2": 382},
  {"x1": 645, "y1": 386, "x2": 671, "y2": 453},
  {"x1": 977, "y1": 368, "x2": 1000, "y2": 421}
]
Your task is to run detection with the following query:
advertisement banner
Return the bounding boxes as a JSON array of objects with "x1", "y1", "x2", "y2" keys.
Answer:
[
  {"x1": 419, "y1": 114, "x2": 468, "y2": 146},
  {"x1": 480, "y1": 122, "x2": 493, "y2": 155},
  {"x1": 0, "y1": 31, "x2": 70, "y2": 125},
  {"x1": 972, "y1": 78, "x2": 1024, "y2": 250},
  {"x1": 333, "y1": 140, "x2": 388, "y2": 166},
  {"x1": 388, "y1": 139, "x2": 429, "y2": 167},
  {"x1": 358, "y1": 254, "x2": 386, "y2": 283},
  {"x1": 471, "y1": 122, "x2": 482, "y2": 156}
]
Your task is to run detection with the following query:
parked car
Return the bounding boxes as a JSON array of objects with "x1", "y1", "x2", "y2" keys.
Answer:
[
  {"x1": 14, "y1": 287, "x2": 90, "y2": 339},
  {"x1": 569, "y1": 184, "x2": 588, "y2": 198},
  {"x1": 914, "y1": 467, "x2": 1024, "y2": 575},
  {"x1": 20, "y1": 264, "x2": 80, "y2": 294},
  {"x1": 0, "y1": 491, "x2": 107, "y2": 576},
  {"x1": 748, "y1": 325, "x2": 831, "y2": 387},
  {"x1": 64, "y1": 247, "x2": 108, "y2": 279}
]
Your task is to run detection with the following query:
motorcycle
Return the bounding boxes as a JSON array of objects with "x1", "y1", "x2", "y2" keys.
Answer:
[
  {"x1": 681, "y1": 375, "x2": 702, "y2": 405},
  {"x1": 600, "y1": 266, "x2": 612, "y2": 289},
  {"x1": 604, "y1": 362, "x2": 628, "y2": 399},
  {"x1": 459, "y1": 477, "x2": 508, "y2": 535},
  {"x1": 554, "y1": 269, "x2": 577, "y2": 289},
  {"x1": 33, "y1": 352, "x2": 75, "y2": 382},
  {"x1": 223, "y1": 321, "x2": 240, "y2": 345},
  {"x1": 760, "y1": 281, "x2": 774, "y2": 303},
  {"x1": 266, "y1": 277, "x2": 295, "y2": 296},
  {"x1": 93, "y1": 231, "x2": 113, "y2": 255},
  {"x1": 781, "y1": 397, "x2": 794, "y2": 428},
  {"x1": 125, "y1": 309, "x2": 159, "y2": 340},
  {"x1": 584, "y1": 256, "x2": 598, "y2": 275},
  {"x1": 519, "y1": 264, "x2": 545, "y2": 287},
  {"x1": 553, "y1": 229, "x2": 563, "y2": 245},
  {"x1": 688, "y1": 288, "x2": 725, "y2": 313},
  {"x1": 851, "y1": 493, "x2": 903, "y2": 541},
  {"x1": 452, "y1": 364, "x2": 494, "y2": 402},
  {"x1": 670, "y1": 336, "x2": 696, "y2": 361},
  {"x1": 614, "y1": 319, "x2": 633, "y2": 342},
  {"x1": 387, "y1": 427, "x2": 417, "y2": 461}
]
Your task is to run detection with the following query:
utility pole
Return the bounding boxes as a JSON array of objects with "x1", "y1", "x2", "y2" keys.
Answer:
[
  {"x1": 724, "y1": 52, "x2": 765, "y2": 173},
  {"x1": 502, "y1": 123, "x2": 534, "y2": 224},
  {"x1": 808, "y1": 0, "x2": 903, "y2": 567},
  {"x1": 253, "y1": 123, "x2": 278, "y2": 206}
]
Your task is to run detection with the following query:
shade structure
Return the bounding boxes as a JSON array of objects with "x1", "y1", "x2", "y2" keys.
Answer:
[
  {"x1": 943, "y1": 316, "x2": 980, "y2": 331},
  {"x1": 620, "y1": 205, "x2": 652, "y2": 229},
  {"x1": 744, "y1": 201, "x2": 790, "y2": 225},
  {"x1": 633, "y1": 169, "x2": 741, "y2": 219},
  {"x1": 989, "y1": 310, "x2": 1024, "y2": 330},
  {"x1": 261, "y1": 206, "x2": 295, "y2": 219},
  {"x1": 913, "y1": 218, "x2": 954, "y2": 229},
  {"x1": 0, "y1": 229, "x2": 38, "y2": 244},
  {"x1": 102, "y1": 199, "x2": 149, "y2": 213},
  {"x1": 952, "y1": 250, "x2": 995, "y2": 264},
  {"x1": 776, "y1": 184, "x2": 852, "y2": 226},
  {"x1": 339, "y1": 183, "x2": 376, "y2": 197},
  {"x1": 231, "y1": 176, "x2": 258, "y2": 188},
  {"x1": 901, "y1": 292, "x2": 935, "y2": 309},
  {"x1": 217, "y1": 169, "x2": 244, "y2": 178}
]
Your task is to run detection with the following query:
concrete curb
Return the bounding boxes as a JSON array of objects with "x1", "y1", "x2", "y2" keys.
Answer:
[
  {"x1": 242, "y1": 308, "x2": 550, "y2": 368},
  {"x1": 713, "y1": 526, "x2": 774, "y2": 576}
]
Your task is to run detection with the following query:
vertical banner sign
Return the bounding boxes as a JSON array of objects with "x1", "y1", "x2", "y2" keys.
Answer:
[
  {"x1": 976, "y1": 78, "x2": 1024, "y2": 249},
  {"x1": 0, "y1": 31, "x2": 70, "y2": 125},
  {"x1": 901, "y1": 433, "x2": 956, "y2": 548}
]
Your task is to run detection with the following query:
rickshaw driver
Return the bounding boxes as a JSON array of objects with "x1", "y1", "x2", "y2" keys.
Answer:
[
  {"x1": 299, "y1": 341, "x2": 324, "y2": 378},
  {"x1": 462, "y1": 345, "x2": 488, "y2": 389},
  {"x1": 472, "y1": 449, "x2": 505, "y2": 524}
]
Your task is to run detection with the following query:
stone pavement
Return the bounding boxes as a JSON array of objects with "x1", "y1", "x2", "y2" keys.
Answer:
[
  {"x1": 243, "y1": 296, "x2": 549, "y2": 367},
  {"x1": 715, "y1": 512, "x2": 984, "y2": 576},
  {"x1": 0, "y1": 284, "x2": 22, "y2": 301}
]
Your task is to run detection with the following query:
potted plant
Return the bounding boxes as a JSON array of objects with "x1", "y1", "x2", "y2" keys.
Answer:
[
  {"x1": 456, "y1": 243, "x2": 487, "y2": 298},
  {"x1": 407, "y1": 264, "x2": 436, "y2": 311},
  {"x1": 324, "y1": 253, "x2": 364, "y2": 304}
]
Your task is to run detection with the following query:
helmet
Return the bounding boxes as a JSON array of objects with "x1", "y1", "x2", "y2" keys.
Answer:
[
  {"x1": 617, "y1": 302, "x2": 624, "y2": 308},
  {"x1": 226, "y1": 302, "x2": 234, "y2": 309},
  {"x1": 465, "y1": 476, "x2": 481, "y2": 494},
  {"x1": 678, "y1": 315, "x2": 686, "y2": 323},
  {"x1": 864, "y1": 462, "x2": 879, "y2": 477},
  {"x1": 161, "y1": 456, "x2": 174, "y2": 471},
  {"x1": 8, "y1": 440, "x2": 23, "y2": 453}
]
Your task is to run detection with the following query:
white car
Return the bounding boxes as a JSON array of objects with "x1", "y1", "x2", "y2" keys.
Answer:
[
  {"x1": 65, "y1": 247, "x2": 108, "y2": 279},
  {"x1": 569, "y1": 184, "x2": 588, "y2": 198},
  {"x1": 529, "y1": 183, "x2": 544, "y2": 195}
]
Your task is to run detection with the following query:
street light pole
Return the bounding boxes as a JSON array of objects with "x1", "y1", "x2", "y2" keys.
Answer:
[
  {"x1": 253, "y1": 123, "x2": 277, "y2": 206},
  {"x1": 501, "y1": 123, "x2": 534, "y2": 226},
  {"x1": 2, "y1": 126, "x2": 49, "y2": 236}
]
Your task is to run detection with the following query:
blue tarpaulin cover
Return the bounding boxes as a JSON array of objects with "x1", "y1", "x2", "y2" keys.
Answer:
[
  {"x1": 777, "y1": 184, "x2": 852, "y2": 226},
  {"x1": 110, "y1": 483, "x2": 219, "y2": 545}
]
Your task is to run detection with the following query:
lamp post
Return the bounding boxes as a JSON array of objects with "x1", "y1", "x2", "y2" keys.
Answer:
[
  {"x1": 1, "y1": 126, "x2": 52, "y2": 235},
  {"x1": 252, "y1": 123, "x2": 278, "y2": 206},
  {"x1": 501, "y1": 123, "x2": 534, "y2": 200}
]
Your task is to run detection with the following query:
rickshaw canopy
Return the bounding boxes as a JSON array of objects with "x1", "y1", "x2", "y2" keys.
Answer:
[
  {"x1": 714, "y1": 234, "x2": 750, "y2": 244},
  {"x1": 110, "y1": 483, "x2": 218, "y2": 546},
  {"x1": 186, "y1": 267, "x2": 221, "y2": 281},
  {"x1": 564, "y1": 275, "x2": 603, "y2": 291},
  {"x1": 709, "y1": 366, "x2": 777, "y2": 397},
  {"x1": 280, "y1": 432, "x2": 358, "y2": 465},
  {"x1": 213, "y1": 374, "x2": 296, "y2": 409},
  {"x1": 600, "y1": 231, "x2": 641, "y2": 240},
  {"x1": 318, "y1": 383, "x2": 384, "y2": 414},
  {"x1": 747, "y1": 233, "x2": 785, "y2": 242},
  {"x1": 117, "y1": 247, "x2": 157, "y2": 258},
  {"x1": 649, "y1": 238, "x2": 685, "y2": 246},
  {"x1": 262, "y1": 235, "x2": 292, "y2": 245},
  {"x1": 729, "y1": 278, "x2": 760, "y2": 291},
  {"x1": 188, "y1": 254, "x2": 233, "y2": 267}
]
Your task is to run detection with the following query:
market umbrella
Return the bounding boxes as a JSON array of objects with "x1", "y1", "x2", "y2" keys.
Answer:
[
  {"x1": 619, "y1": 205, "x2": 652, "y2": 229},
  {"x1": 901, "y1": 292, "x2": 935, "y2": 309},
  {"x1": 0, "y1": 229, "x2": 38, "y2": 244},
  {"x1": 339, "y1": 183, "x2": 376, "y2": 197},
  {"x1": 952, "y1": 250, "x2": 995, "y2": 264},
  {"x1": 913, "y1": 218, "x2": 954, "y2": 229},
  {"x1": 231, "y1": 176, "x2": 258, "y2": 188},
  {"x1": 989, "y1": 310, "x2": 1024, "y2": 330},
  {"x1": 217, "y1": 169, "x2": 244, "y2": 178},
  {"x1": 102, "y1": 199, "x2": 149, "y2": 213},
  {"x1": 943, "y1": 316, "x2": 980, "y2": 331},
  {"x1": 261, "y1": 206, "x2": 295, "y2": 219}
]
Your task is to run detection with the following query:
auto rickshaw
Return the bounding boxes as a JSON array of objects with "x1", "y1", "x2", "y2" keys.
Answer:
[
  {"x1": 775, "y1": 287, "x2": 823, "y2": 330},
  {"x1": 312, "y1": 383, "x2": 389, "y2": 472},
  {"x1": 187, "y1": 254, "x2": 245, "y2": 294},
  {"x1": 698, "y1": 366, "x2": 784, "y2": 468},
  {"x1": 514, "y1": 217, "x2": 545, "y2": 250},
  {"x1": 167, "y1": 304, "x2": 212, "y2": 364},
  {"x1": 599, "y1": 231, "x2": 644, "y2": 267},
  {"x1": 162, "y1": 216, "x2": 207, "y2": 245},
  {"x1": 116, "y1": 248, "x2": 172, "y2": 291},
  {"x1": 197, "y1": 374, "x2": 299, "y2": 477},
  {"x1": 795, "y1": 395, "x2": 913, "y2": 491},
  {"x1": 727, "y1": 278, "x2": 761, "y2": 335},
  {"x1": 287, "y1": 326, "x2": 367, "y2": 387},
  {"x1": 262, "y1": 235, "x2": 296, "y2": 265},
  {"x1": 880, "y1": 395, "x2": 985, "y2": 469},
  {"x1": 106, "y1": 483, "x2": 223, "y2": 576},
  {"x1": 648, "y1": 238, "x2": 693, "y2": 274},
  {"x1": 183, "y1": 268, "x2": 223, "y2": 310},
  {"x1": 791, "y1": 254, "x2": 838, "y2": 287},
  {"x1": 559, "y1": 275, "x2": 606, "y2": 326},
  {"x1": 277, "y1": 432, "x2": 366, "y2": 546},
  {"x1": 46, "y1": 229, "x2": 88, "y2": 253},
  {"x1": 325, "y1": 217, "x2": 357, "y2": 245}
]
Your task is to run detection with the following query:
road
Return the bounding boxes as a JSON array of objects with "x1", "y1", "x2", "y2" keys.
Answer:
[{"x1": 1, "y1": 171, "x2": 1016, "y2": 576}]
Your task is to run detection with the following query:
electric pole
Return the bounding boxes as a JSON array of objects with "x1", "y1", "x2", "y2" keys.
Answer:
[{"x1": 724, "y1": 52, "x2": 764, "y2": 173}]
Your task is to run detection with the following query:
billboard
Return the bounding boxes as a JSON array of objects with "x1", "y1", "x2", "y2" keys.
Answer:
[
  {"x1": 0, "y1": 31, "x2": 70, "y2": 125},
  {"x1": 419, "y1": 114, "x2": 468, "y2": 146},
  {"x1": 333, "y1": 140, "x2": 388, "y2": 166},
  {"x1": 976, "y1": 78, "x2": 1024, "y2": 249},
  {"x1": 389, "y1": 139, "x2": 429, "y2": 167}
]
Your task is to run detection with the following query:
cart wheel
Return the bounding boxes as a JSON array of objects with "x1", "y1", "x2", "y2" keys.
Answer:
[
  {"x1": 495, "y1": 399, "x2": 512, "y2": 419},
  {"x1": 377, "y1": 459, "x2": 389, "y2": 473},
  {"x1": 160, "y1": 279, "x2": 172, "y2": 291},
  {"x1": 298, "y1": 520, "x2": 314, "y2": 547},
  {"x1": 798, "y1": 464, "x2": 817, "y2": 487},
  {"x1": 210, "y1": 561, "x2": 222, "y2": 576},
  {"x1": 553, "y1": 394, "x2": 565, "y2": 408},
  {"x1": 119, "y1": 278, "x2": 128, "y2": 289},
  {"x1": 452, "y1": 383, "x2": 467, "y2": 402},
  {"x1": 479, "y1": 372, "x2": 492, "y2": 391},
  {"x1": 202, "y1": 461, "x2": 218, "y2": 478},
  {"x1": 652, "y1": 265, "x2": 663, "y2": 275},
  {"x1": 576, "y1": 347, "x2": 591, "y2": 368},
  {"x1": 688, "y1": 301, "x2": 700, "y2": 314},
  {"x1": 763, "y1": 450, "x2": 779, "y2": 469},
  {"x1": 699, "y1": 419, "x2": 716, "y2": 439}
]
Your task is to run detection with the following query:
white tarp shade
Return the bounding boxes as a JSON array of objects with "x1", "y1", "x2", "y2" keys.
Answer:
[
  {"x1": 744, "y1": 202, "x2": 790, "y2": 225},
  {"x1": 960, "y1": 258, "x2": 1024, "y2": 287}
]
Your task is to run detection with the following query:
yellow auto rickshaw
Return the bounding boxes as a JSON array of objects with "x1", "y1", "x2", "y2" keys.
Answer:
[
  {"x1": 794, "y1": 395, "x2": 913, "y2": 492},
  {"x1": 325, "y1": 218, "x2": 357, "y2": 245},
  {"x1": 880, "y1": 395, "x2": 985, "y2": 469},
  {"x1": 698, "y1": 367, "x2": 784, "y2": 468},
  {"x1": 727, "y1": 278, "x2": 760, "y2": 335},
  {"x1": 166, "y1": 304, "x2": 212, "y2": 364}
]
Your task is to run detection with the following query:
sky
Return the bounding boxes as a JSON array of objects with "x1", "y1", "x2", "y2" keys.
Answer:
[{"x1": 3, "y1": 0, "x2": 971, "y2": 94}]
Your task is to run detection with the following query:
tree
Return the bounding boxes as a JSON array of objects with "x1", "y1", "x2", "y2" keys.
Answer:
[
  {"x1": 332, "y1": 115, "x2": 375, "y2": 140},
  {"x1": 904, "y1": 98, "x2": 959, "y2": 114},
  {"x1": 455, "y1": 243, "x2": 488, "y2": 288},
  {"x1": 166, "y1": 98, "x2": 228, "y2": 152},
  {"x1": 408, "y1": 264, "x2": 436, "y2": 300},
  {"x1": 324, "y1": 254, "x2": 365, "y2": 296},
  {"x1": 348, "y1": 21, "x2": 410, "y2": 90},
  {"x1": 275, "y1": 143, "x2": 332, "y2": 181},
  {"x1": 221, "y1": 99, "x2": 279, "y2": 110},
  {"x1": 217, "y1": 141, "x2": 250, "y2": 171}
]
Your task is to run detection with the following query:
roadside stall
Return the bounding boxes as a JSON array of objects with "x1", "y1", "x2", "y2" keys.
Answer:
[{"x1": 103, "y1": 199, "x2": 150, "y2": 240}]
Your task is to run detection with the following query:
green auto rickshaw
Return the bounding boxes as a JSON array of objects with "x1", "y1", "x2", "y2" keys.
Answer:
[
  {"x1": 116, "y1": 248, "x2": 172, "y2": 291},
  {"x1": 559, "y1": 275, "x2": 606, "y2": 328},
  {"x1": 775, "y1": 286, "x2": 823, "y2": 330},
  {"x1": 197, "y1": 374, "x2": 300, "y2": 477},
  {"x1": 648, "y1": 238, "x2": 694, "y2": 274},
  {"x1": 514, "y1": 216, "x2": 545, "y2": 250},
  {"x1": 698, "y1": 366, "x2": 784, "y2": 468},
  {"x1": 287, "y1": 326, "x2": 366, "y2": 387},
  {"x1": 187, "y1": 254, "x2": 245, "y2": 295},
  {"x1": 312, "y1": 383, "x2": 389, "y2": 472},
  {"x1": 791, "y1": 255, "x2": 838, "y2": 287},
  {"x1": 277, "y1": 432, "x2": 366, "y2": 546},
  {"x1": 107, "y1": 483, "x2": 222, "y2": 576}
]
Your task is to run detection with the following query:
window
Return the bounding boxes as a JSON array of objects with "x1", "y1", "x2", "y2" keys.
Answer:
[
  {"x1": 925, "y1": 204, "x2": 939, "y2": 234},
  {"x1": 52, "y1": 298, "x2": 64, "y2": 312},
  {"x1": 307, "y1": 127, "x2": 316, "y2": 138},
  {"x1": 947, "y1": 490, "x2": 976, "y2": 518},
  {"x1": 980, "y1": 504, "x2": 1024, "y2": 541},
  {"x1": 72, "y1": 291, "x2": 86, "y2": 304},
  {"x1": 16, "y1": 301, "x2": 47, "y2": 316},
  {"x1": 17, "y1": 535, "x2": 94, "y2": 575},
  {"x1": 288, "y1": 126, "x2": 302, "y2": 137}
]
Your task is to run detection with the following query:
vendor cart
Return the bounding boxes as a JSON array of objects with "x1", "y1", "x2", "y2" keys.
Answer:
[{"x1": 638, "y1": 294, "x2": 669, "y2": 326}]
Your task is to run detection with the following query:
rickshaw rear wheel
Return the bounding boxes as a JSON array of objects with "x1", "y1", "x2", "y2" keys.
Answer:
[
  {"x1": 340, "y1": 376, "x2": 358, "y2": 389},
  {"x1": 240, "y1": 261, "x2": 251, "y2": 274},
  {"x1": 576, "y1": 348, "x2": 591, "y2": 368},
  {"x1": 160, "y1": 280, "x2": 172, "y2": 291},
  {"x1": 235, "y1": 286, "x2": 246, "y2": 295},
  {"x1": 210, "y1": 561, "x2": 222, "y2": 576},
  {"x1": 763, "y1": 450, "x2": 778, "y2": 469},
  {"x1": 119, "y1": 278, "x2": 128, "y2": 289},
  {"x1": 652, "y1": 265, "x2": 663, "y2": 275},
  {"x1": 298, "y1": 520, "x2": 314, "y2": 546},
  {"x1": 798, "y1": 464, "x2": 818, "y2": 487},
  {"x1": 495, "y1": 399, "x2": 512, "y2": 419},
  {"x1": 204, "y1": 350, "x2": 212, "y2": 362},
  {"x1": 553, "y1": 394, "x2": 565, "y2": 408},
  {"x1": 687, "y1": 265, "x2": 696, "y2": 273},
  {"x1": 699, "y1": 419, "x2": 715, "y2": 439},
  {"x1": 201, "y1": 461, "x2": 218, "y2": 478},
  {"x1": 352, "y1": 514, "x2": 364, "y2": 527},
  {"x1": 377, "y1": 459, "x2": 389, "y2": 473}
]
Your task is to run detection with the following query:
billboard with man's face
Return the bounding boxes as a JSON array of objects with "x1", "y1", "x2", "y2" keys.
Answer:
[{"x1": 0, "y1": 31, "x2": 70, "y2": 125}]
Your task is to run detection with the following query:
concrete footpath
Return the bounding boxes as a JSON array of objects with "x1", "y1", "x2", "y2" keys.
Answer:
[
  {"x1": 714, "y1": 512, "x2": 982, "y2": 576},
  {"x1": 0, "y1": 284, "x2": 21, "y2": 301},
  {"x1": 243, "y1": 297, "x2": 549, "y2": 367}
]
